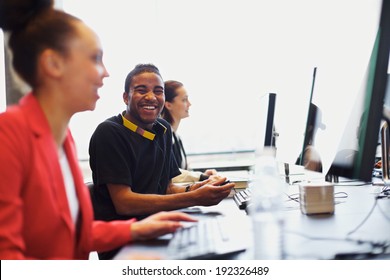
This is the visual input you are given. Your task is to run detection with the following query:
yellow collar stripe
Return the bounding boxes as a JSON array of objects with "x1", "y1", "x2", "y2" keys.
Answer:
[{"x1": 121, "y1": 115, "x2": 156, "y2": 141}]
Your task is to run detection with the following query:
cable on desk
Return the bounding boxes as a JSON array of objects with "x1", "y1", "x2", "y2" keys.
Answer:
[
  {"x1": 380, "y1": 184, "x2": 390, "y2": 195},
  {"x1": 347, "y1": 199, "x2": 378, "y2": 236},
  {"x1": 376, "y1": 201, "x2": 390, "y2": 222},
  {"x1": 284, "y1": 192, "x2": 348, "y2": 204},
  {"x1": 285, "y1": 192, "x2": 300, "y2": 203},
  {"x1": 334, "y1": 191, "x2": 348, "y2": 199},
  {"x1": 334, "y1": 181, "x2": 372, "y2": 187}
]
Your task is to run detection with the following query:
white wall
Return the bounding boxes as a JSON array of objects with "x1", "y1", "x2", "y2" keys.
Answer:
[{"x1": 63, "y1": 0, "x2": 383, "y2": 168}]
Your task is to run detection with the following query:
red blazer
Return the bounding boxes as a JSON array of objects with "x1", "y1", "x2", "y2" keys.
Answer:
[{"x1": 0, "y1": 94, "x2": 134, "y2": 259}]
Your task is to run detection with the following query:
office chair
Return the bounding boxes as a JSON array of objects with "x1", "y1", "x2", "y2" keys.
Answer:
[
  {"x1": 85, "y1": 181, "x2": 94, "y2": 198},
  {"x1": 85, "y1": 182, "x2": 99, "y2": 217},
  {"x1": 84, "y1": 182, "x2": 100, "y2": 260}
]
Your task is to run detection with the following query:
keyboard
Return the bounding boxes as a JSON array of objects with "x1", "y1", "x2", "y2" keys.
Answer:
[
  {"x1": 233, "y1": 188, "x2": 252, "y2": 210},
  {"x1": 167, "y1": 216, "x2": 246, "y2": 259}
]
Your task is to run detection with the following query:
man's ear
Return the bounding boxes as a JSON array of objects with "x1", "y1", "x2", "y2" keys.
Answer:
[
  {"x1": 39, "y1": 49, "x2": 64, "y2": 78},
  {"x1": 123, "y1": 91, "x2": 129, "y2": 105}
]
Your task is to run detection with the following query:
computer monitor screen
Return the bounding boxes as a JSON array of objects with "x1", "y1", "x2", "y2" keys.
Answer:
[
  {"x1": 264, "y1": 93, "x2": 277, "y2": 147},
  {"x1": 373, "y1": 74, "x2": 390, "y2": 180},
  {"x1": 383, "y1": 74, "x2": 390, "y2": 110},
  {"x1": 254, "y1": 93, "x2": 277, "y2": 153},
  {"x1": 297, "y1": 101, "x2": 326, "y2": 172},
  {"x1": 326, "y1": 0, "x2": 390, "y2": 182},
  {"x1": 296, "y1": 67, "x2": 326, "y2": 172}
]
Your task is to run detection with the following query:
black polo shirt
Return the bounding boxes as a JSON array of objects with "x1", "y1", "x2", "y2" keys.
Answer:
[{"x1": 89, "y1": 114, "x2": 181, "y2": 222}]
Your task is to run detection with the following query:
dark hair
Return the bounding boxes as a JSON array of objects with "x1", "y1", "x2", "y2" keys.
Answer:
[
  {"x1": 124, "y1": 63, "x2": 163, "y2": 93},
  {"x1": 0, "y1": 0, "x2": 81, "y2": 87},
  {"x1": 161, "y1": 80, "x2": 183, "y2": 125}
]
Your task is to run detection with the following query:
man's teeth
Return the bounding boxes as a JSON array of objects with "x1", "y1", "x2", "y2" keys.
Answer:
[{"x1": 143, "y1": 106, "x2": 156, "y2": 110}]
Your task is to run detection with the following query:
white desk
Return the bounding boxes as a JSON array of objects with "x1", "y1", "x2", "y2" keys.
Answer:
[{"x1": 113, "y1": 160, "x2": 390, "y2": 260}]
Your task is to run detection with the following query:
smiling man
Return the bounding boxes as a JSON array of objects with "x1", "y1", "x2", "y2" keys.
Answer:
[{"x1": 88, "y1": 64, "x2": 235, "y2": 259}]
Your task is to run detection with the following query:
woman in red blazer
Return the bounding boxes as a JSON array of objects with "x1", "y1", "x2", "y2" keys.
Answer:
[{"x1": 0, "y1": 0, "x2": 194, "y2": 260}]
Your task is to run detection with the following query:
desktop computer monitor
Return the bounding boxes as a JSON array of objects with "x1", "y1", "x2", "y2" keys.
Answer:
[
  {"x1": 297, "y1": 102, "x2": 325, "y2": 172},
  {"x1": 326, "y1": 0, "x2": 390, "y2": 182},
  {"x1": 375, "y1": 74, "x2": 390, "y2": 181},
  {"x1": 296, "y1": 67, "x2": 326, "y2": 173},
  {"x1": 264, "y1": 93, "x2": 277, "y2": 147},
  {"x1": 254, "y1": 92, "x2": 277, "y2": 154}
]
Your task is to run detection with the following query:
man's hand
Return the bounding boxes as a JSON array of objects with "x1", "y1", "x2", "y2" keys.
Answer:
[{"x1": 191, "y1": 177, "x2": 235, "y2": 206}]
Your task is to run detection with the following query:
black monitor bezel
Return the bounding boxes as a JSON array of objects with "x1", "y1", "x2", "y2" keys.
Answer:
[
  {"x1": 327, "y1": 0, "x2": 390, "y2": 182},
  {"x1": 264, "y1": 92, "x2": 277, "y2": 147},
  {"x1": 298, "y1": 67, "x2": 318, "y2": 166}
]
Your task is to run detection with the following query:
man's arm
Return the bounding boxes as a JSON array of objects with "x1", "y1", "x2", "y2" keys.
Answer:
[
  {"x1": 107, "y1": 178, "x2": 234, "y2": 216},
  {"x1": 107, "y1": 184, "x2": 198, "y2": 216}
]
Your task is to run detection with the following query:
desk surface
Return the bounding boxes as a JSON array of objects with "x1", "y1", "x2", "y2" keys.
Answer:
[
  {"x1": 283, "y1": 183, "x2": 390, "y2": 259},
  {"x1": 115, "y1": 169, "x2": 390, "y2": 260}
]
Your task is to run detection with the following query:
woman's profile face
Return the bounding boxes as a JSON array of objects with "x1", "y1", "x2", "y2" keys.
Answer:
[
  {"x1": 167, "y1": 86, "x2": 191, "y2": 121},
  {"x1": 58, "y1": 21, "x2": 109, "y2": 114}
]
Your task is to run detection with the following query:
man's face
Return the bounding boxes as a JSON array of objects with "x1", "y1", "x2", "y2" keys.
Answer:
[{"x1": 123, "y1": 72, "x2": 165, "y2": 129}]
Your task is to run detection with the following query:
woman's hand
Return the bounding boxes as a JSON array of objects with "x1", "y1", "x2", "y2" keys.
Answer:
[
  {"x1": 204, "y1": 169, "x2": 217, "y2": 176},
  {"x1": 130, "y1": 211, "x2": 197, "y2": 241}
]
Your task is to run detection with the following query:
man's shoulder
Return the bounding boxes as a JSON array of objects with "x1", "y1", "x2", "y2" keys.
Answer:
[
  {"x1": 96, "y1": 114, "x2": 122, "y2": 128},
  {"x1": 92, "y1": 114, "x2": 124, "y2": 137},
  {"x1": 155, "y1": 118, "x2": 172, "y2": 134},
  {"x1": 156, "y1": 117, "x2": 169, "y2": 127}
]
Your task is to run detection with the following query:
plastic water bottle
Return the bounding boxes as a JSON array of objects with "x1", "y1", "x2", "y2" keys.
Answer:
[{"x1": 249, "y1": 148, "x2": 286, "y2": 259}]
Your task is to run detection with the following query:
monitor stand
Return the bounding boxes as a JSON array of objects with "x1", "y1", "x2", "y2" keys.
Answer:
[
  {"x1": 325, "y1": 173, "x2": 339, "y2": 183},
  {"x1": 372, "y1": 120, "x2": 390, "y2": 198},
  {"x1": 372, "y1": 119, "x2": 390, "y2": 187}
]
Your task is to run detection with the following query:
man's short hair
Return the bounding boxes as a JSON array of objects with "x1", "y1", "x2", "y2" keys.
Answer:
[{"x1": 124, "y1": 64, "x2": 163, "y2": 93}]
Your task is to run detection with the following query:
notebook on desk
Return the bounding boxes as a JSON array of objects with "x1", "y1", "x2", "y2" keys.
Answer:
[
  {"x1": 190, "y1": 159, "x2": 255, "y2": 172},
  {"x1": 218, "y1": 170, "x2": 250, "y2": 198},
  {"x1": 219, "y1": 170, "x2": 250, "y2": 186}
]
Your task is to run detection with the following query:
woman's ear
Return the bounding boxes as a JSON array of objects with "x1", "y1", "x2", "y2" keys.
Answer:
[
  {"x1": 165, "y1": 101, "x2": 173, "y2": 110},
  {"x1": 39, "y1": 49, "x2": 64, "y2": 78}
]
